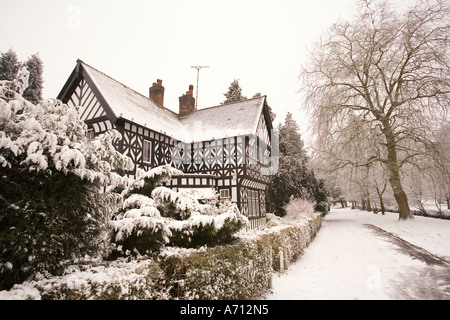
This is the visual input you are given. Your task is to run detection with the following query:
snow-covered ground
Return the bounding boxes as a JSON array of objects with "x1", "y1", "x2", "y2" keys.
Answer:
[{"x1": 267, "y1": 207, "x2": 450, "y2": 300}]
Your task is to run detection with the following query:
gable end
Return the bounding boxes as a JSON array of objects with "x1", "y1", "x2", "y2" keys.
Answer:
[{"x1": 57, "y1": 60, "x2": 117, "y2": 125}]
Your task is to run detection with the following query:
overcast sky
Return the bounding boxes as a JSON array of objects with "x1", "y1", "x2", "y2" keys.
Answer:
[{"x1": 0, "y1": 0, "x2": 413, "y2": 143}]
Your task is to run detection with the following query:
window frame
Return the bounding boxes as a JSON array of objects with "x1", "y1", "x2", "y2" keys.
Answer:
[
  {"x1": 143, "y1": 139, "x2": 152, "y2": 164},
  {"x1": 247, "y1": 190, "x2": 260, "y2": 217},
  {"x1": 219, "y1": 188, "x2": 231, "y2": 204}
]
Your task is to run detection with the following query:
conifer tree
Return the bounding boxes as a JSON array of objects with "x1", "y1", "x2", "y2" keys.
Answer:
[
  {"x1": 0, "y1": 49, "x2": 44, "y2": 104},
  {"x1": 279, "y1": 112, "x2": 306, "y2": 158},
  {"x1": 0, "y1": 49, "x2": 19, "y2": 81},
  {"x1": 266, "y1": 113, "x2": 328, "y2": 216},
  {"x1": 22, "y1": 54, "x2": 43, "y2": 104},
  {"x1": 222, "y1": 79, "x2": 247, "y2": 104}
]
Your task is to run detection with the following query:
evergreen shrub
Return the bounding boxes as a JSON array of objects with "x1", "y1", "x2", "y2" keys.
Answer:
[
  {"x1": 109, "y1": 166, "x2": 249, "y2": 258},
  {"x1": 0, "y1": 68, "x2": 132, "y2": 290}
]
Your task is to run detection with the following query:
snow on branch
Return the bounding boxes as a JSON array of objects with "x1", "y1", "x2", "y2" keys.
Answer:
[
  {"x1": 0, "y1": 67, "x2": 29, "y2": 101},
  {"x1": 0, "y1": 67, "x2": 132, "y2": 187}
]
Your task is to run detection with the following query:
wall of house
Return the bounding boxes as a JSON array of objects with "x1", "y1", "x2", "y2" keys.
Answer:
[
  {"x1": 168, "y1": 133, "x2": 271, "y2": 228},
  {"x1": 115, "y1": 120, "x2": 175, "y2": 178}
]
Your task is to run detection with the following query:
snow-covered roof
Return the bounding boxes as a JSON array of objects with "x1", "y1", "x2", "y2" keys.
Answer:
[
  {"x1": 180, "y1": 97, "x2": 265, "y2": 142},
  {"x1": 77, "y1": 61, "x2": 267, "y2": 142},
  {"x1": 81, "y1": 62, "x2": 182, "y2": 138}
]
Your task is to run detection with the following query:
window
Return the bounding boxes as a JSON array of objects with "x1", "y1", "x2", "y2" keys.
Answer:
[
  {"x1": 247, "y1": 190, "x2": 260, "y2": 217},
  {"x1": 247, "y1": 190, "x2": 253, "y2": 216},
  {"x1": 143, "y1": 140, "x2": 152, "y2": 163},
  {"x1": 254, "y1": 191, "x2": 260, "y2": 216},
  {"x1": 86, "y1": 129, "x2": 94, "y2": 140},
  {"x1": 220, "y1": 189, "x2": 230, "y2": 204}
]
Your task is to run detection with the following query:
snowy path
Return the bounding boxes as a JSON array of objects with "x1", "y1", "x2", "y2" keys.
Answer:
[{"x1": 266, "y1": 207, "x2": 450, "y2": 300}]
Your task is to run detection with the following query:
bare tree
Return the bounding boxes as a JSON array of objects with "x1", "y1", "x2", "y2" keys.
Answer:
[
  {"x1": 370, "y1": 161, "x2": 388, "y2": 215},
  {"x1": 301, "y1": 0, "x2": 449, "y2": 219},
  {"x1": 433, "y1": 123, "x2": 450, "y2": 209}
]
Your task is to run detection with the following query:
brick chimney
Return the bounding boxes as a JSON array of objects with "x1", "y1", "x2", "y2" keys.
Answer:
[
  {"x1": 149, "y1": 79, "x2": 164, "y2": 107},
  {"x1": 179, "y1": 85, "x2": 195, "y2": 117}
]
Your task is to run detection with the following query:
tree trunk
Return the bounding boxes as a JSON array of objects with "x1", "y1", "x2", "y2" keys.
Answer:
[
  {"x1": 389, "y1": 168, "x2": 411, "y2": 219},
  {"x1": 377, "y1": 190, "x2": 386, "y2": 215},
  {"x1": 366, "y1": 198, "x2": 372, "y2": 212},
  {"x1": 382, "y1": 123, "x2": 412, "y2": 220},
  {"x1": 375, "y1": 183, "x2": 386, "y2": 215}
]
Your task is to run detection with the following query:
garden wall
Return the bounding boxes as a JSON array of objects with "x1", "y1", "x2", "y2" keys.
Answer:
[{"x1": 1, "y1": 213, "x2": 322, "y2": 300}]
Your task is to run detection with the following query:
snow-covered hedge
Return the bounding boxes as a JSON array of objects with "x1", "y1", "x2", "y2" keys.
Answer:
[
  {"x1": 262, "y1": 213, "x2": 322, "y2": 272},
  {"x1": 0, "y1": 212, "x2": 321, "y2": 300},
  {"x1": 0, "y1": 258, "x2": 170, "y2": 300},
  {"x1": 158, "y1": 241, "x2": 273, "y2": 300}
]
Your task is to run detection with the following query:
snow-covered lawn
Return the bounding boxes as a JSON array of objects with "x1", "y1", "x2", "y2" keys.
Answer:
[{"x1": 267, "y1": 207, "x2": 450, "y2": 300}]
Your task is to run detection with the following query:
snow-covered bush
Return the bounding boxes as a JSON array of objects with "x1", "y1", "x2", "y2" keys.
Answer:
[
  {"x1": 166, "y1": 201, "x2": 248, "y2": 248},
  {"x1": 109, "y1": 165, "x2": 249, "y2": 257},
  {"x1": 316, "y1": 201, "x2": 330, "y2": 216},
  {"x1": 0, "y1": 68, "x2": 132, "y2": 290},
  {"x1": 283, "y1": 196, "x2": 316, "y2": 221}
]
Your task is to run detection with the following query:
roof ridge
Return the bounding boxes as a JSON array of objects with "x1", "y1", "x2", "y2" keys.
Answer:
[
  {"x1": 194, "y1": 95, "x2": 266, "y2": 113},
  {"x1": 78, "y1": 59, "x2": 179, "y2": 117}
]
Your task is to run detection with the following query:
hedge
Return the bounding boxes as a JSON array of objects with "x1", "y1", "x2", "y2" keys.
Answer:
[{"x1": 0, "y1": 213, "x2": 322, "y2": 300}]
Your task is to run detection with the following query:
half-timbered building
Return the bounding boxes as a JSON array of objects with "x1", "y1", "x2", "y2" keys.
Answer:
[{"x1": 58, "y1": 60, "x2": 275, "y2": 228}]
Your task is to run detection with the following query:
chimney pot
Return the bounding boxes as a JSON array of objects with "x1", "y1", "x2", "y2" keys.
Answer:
[
  {"x1": 179, "y1": 85, "x2": 195, "y2": 117},
  {"x1": 149, "y1": 79, "x2": 165, "y2": 107}
]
